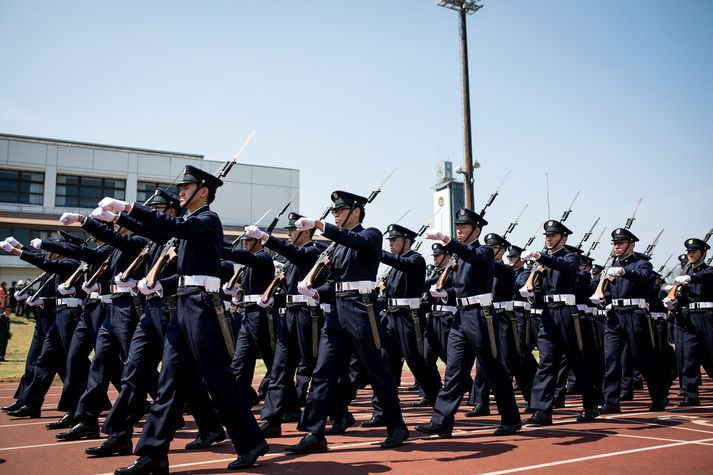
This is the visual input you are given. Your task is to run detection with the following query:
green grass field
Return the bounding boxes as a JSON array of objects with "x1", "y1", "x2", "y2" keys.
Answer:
[{"x1": 1, "y1": 313, "x2": 35, "y2": 381}]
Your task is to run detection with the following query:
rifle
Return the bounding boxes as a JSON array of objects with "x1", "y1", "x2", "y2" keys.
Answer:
[
  {"x1": 85, "y1": 256, "x2": 111, "y2": 289},
  {"x1": 644, "y1": 228, "x2": 664, "y2": 258},
  {"x1": 657, "y1": 254, "x2": 673, "y2": 275},
  {"x1": 225, "y1": 207, "x2": 275, "y2": 290},
  {"x1": 502, "y1": 204, "x2": 528, "y2": 240},
  {"x1": 576, "y1": 217, "x2": 601, "y2": 251},
  {"x1": 215, "y1": 129, "x2": 255, "y2": 179},
  {"x1": 375, "y1": 209, "x2": 427, "y2": 294},
  {"x1": 667, "y1": 226, "x2": 713, "y2": 300},
  {"x1": 301, "y1": 168, "x2": 396, "y2": 289},
  {"x1": 585, "y1": 226, "x2": 607, "y2": 257},
  {"x1": 435, "y1": 170, "x2": 510, "y2": 291},
  {"x1": 61, "y1": 236, "x2": 101, "y2": 288},
  {"x1": 16, "y1": 272, "x2": 47, "y2": 297},
  {"x1": 594, "y1": 198, "x2": 642, "y2": 299}
]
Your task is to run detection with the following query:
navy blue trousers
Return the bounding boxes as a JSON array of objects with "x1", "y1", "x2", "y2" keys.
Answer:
[
  {"x1": 679, "y1": 309, "x2": 713, "y2": 398},
  {"x1": 231, "y1": 306, "x2": 276, "y2": 403},
  {"x1": 135, "y1": 290, "x2": 263, "y2": 458},
  {"x1": 431, "y1": 307, "x2": 520, "y2": 431},
  {"x1": 424, "y1": 310, "x2": 455, "y2": 366},
  {"x1": 14, "y1": 304, "x2": 54, "y2": 401}
]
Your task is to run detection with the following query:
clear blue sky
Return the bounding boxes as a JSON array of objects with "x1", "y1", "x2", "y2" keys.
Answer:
[{"x1": 2, "y1": 0, "x2": 711, "y2": 271}]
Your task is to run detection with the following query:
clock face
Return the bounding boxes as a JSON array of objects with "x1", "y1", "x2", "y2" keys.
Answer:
[{"x1": 438, "y1": 197, "x2": 445, "y2": 207}]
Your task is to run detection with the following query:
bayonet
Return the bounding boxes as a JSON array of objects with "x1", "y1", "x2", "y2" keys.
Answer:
[
  {"x1": 577, "y1": 216, "x2": 600, "y2": 249},
  {"x1": 560, "y1": 190, "x2": 580, "y2": 222},
  {"x1": 644, "y1": 228, "x2": 664, "y2": 257},
  {"x1": 657, "y1": 254, "x2": 673, "y2": 274},
  {"x1": 624, "y1": 197, "x2": 642, "y2": 229},
  {"x1": 479, "y1": 169, "x2": 511, "y2": 217},
  {"x1": 215, "y1": 129, "x2": 256, "y2": 179},
  {"x1": 503, "y1": 204, "x2": 528, "y2": 240}
]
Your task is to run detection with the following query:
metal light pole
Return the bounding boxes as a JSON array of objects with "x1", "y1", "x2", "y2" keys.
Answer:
[{"x1": 437, "y1": 0, "x2": 482, "y2": 211}]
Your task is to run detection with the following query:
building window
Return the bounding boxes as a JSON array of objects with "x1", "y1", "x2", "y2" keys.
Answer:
[
  {"x1": 0, "y1": 226, "x2": 53, "y2": 250},
  {"x1": 56, "y1": 174, "x2": 125, "y2": 208},
  {"x1": 0, "y1": 168, "x2": 45, "y2": 205},
  {"x1": 136, "y1": 181, "x2": 177, "y2": 204}
]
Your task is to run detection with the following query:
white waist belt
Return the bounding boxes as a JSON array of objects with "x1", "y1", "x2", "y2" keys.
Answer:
[
  {"x1": 110, "y1": 285, "x2": 133, "y2": 294},
  {"x1": 650, "y1": 312, "x2": 668, "y2": 320},
  {"x1": 544, "y1": 294, "x2": 576, "y2": 305},
  {"x1": 586, "y1": 306, "x2": 597, "y2": 314},
  {"x1": 388, "y1": 298, "x2": 421, "y2": 309},
  {"x1": 456, "y1": 293, "x2": 493, "y2": 307},
  {"x1": 530, "y1": 308, "x2": 543, "y2": 315},
  {"x1": 320, "y1": 304, "x2": 332, "y2": 313},
  {"x1": 597, "y1": 309, "x2": 608, "y2": 317},
  {"x1": 689, "y1": 302, "x2": 713, "y2": 310},
  {"x1": 89, "y1": 291, "x2": 112, "y2": 303},
  {"x1": 576, "y1": 304, "x2": 588, "y2": 311},
  {"x1": 610, "y1": 298, "x2": 648, "y2": 309},
  {"x1": 57, "y1": 298, "x2": 82, "y2": 307},
  {"x1": 493, "y1": 301, "x2": 513, "y2": 311},
  {"x1": 287, "y1": 294, "x2": 319, "y2": 307},
  {"x1": 179, "y1": 275, "x2": 221, "y2": 292},
  {"x1": 335, "y1": 280, "x2": 376, "y2": 293},
  {"x1": 512, "y1": 301, "x2": 531, "y2": 311},
  {"x1": 433, "y1": 304, "x2": 457, "y2": 314},
  {"x1": 242, "y1": 294, "x2": 262, "y2": 304}
]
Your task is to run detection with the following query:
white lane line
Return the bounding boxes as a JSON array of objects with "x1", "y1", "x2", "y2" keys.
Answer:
[
  {"x1": 0, "y1": 421, "x2": 52, "y2": 428},
  {"x1": 477, "y1": 436, "x2": 713, "y2": 475},
  {"x1": 0, "y1": 438, "x2": 107, "y2": 451}
]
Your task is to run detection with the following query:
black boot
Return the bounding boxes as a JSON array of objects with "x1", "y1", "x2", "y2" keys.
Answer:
[
  {"x1": 85, "y1": 437, "x2": 133, "y2": 457},
  {"x1": 227, "y1": 440, "x2": 270, "y2": 470},
  {"x1": 259, "y1": 420, "x2": 282, "y2": 438},
  {"x1": 677, "y1": 397, "x2": 701, "y2": 407},
  {"x1": 325, "y1": 412, "x2": 355, "y2": 435},
  {"x1": 464, "y1": 402, "x2": 491, "y2": 417},
  {"x1": 576, "y1": 408, "x2": 599, "y2": 422},
  {"x1": 414, "y1": 422, "x2": 452, "y2": 439},
  {"x1": 282, "y1": 410, "x2": 302, "y2": 423},
  {"x1": 46, "y1": 413, "x2": 73, "y2": 430},
  {"x1": 7, "y1": 405, "x2": 40, "y2": 418},
  {"x1": 524, "y1": 411, "x2": 552, "y2": 427},
  {"x1": 598, "y1": 404, "x2": 621, "y2": 414},
  {"x1": 494, "y1": 421, "x2": 522, "y2": 436},
  {"x1": 56, "y1": 421, "x2": 100, "y2": 440},
  {"x1": 410, "y1": 397, "x2": 432, "y2": 408},
  {"x1": 284, "y1": 433, "x2": 328, "y2": 455},
  {"x1": 2, "y1": 400, "x2": 23, "y2": 412},
  {"x1": 184, "y1": 429, "x2": 226, "y2": 449},
  {"x1": 380, "y1": 426, "x2": 409, "y2": 448},
  {"x1": 114, "y1": 455, "x2": 168, "y2": 475},
  {"x1": 360, "y1": 416, "x2": 386, "y2": 428}
]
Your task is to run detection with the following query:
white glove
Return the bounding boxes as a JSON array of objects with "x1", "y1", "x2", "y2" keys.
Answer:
[
  {"x1": 519, "y1": 286, "x2": 535, "y2": 298},
  {"x1": 57, "y1": 283, "x2": 76, "y2": 296},
  {"x1": 663, "y1": 284, "x2": 674, "y2": 292},
  {"x1": 589, "y1": 293, "x2": 602, "y2": 305},
  {"x1": 137, "y1": 278, "x2": 162, "y2": 296},
  {"x1": 5, "y1": 236, "x2": 20, "y2": 247},
  {"x1": 98, "y1": 197, "x2": 128, "y2": 212},
  {"x1": 114, "y1": 274, "x2": 137, "y2": 289},
  {"x1": 245, "y1": 225, "x2": 267, "y2": 240},
  {"x1": 90, "y1": 207, "x2": 117, "y2": 222},
  {"x1": 425, "y1": 229, "x2": 446, "y2": 241},
  {"x1": 222, "y1": 283, "x2": 238, "y2": 297},
  {"x1": 81, "y1": 281, "x2": 99, "y2": 295},
  {"x1": 1, "y1": 241, "x2": 14, "y2": 253},
  {"x1": 14, "y1": 290, "x2": 28, "y2": 301},
  {"x1": 607, "y1": 267, "x2": 625, "y2": 277},
  {"x1": 257, "y1": 296, "x2": 274, "y2": 308},
  {"x1": 295, "y1": 217, "x2": 316, "y2": 232},
  {"x1": 59, "y1": 212, "x2": 82, "y2": 225},
  {"x1": 429, "y1": 284, "x2": 447, "y2": 299},
  {"x1": 520, "y1": 250, "x2": 537, "y2": 261},
  {"x1": 30, "y1": 238, "x2": 42, "y2": 249},
  {"x1": 231, "y1": 296, "x2": 241, "y2": 306},
  {"x1": 675, "y1": 275, "x2": 691, "y2": 285},
  {"x1": 297, "y1": 281, "x2": 318, "y2": 299},
  {"x1": 663, "y1": 296, "x2": 677, "y2": 310},
  {"x1": 26, "y1": 296, "x2": 43, "y2": 307},
  {"x1": 273, "y1": 260, "x2": 285, "y2": 270}
]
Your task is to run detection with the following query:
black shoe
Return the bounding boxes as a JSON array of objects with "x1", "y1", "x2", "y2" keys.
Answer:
[
  {"x1": 259, "y1": 420, "x2": 282, "y2": 438},
  {"x1": 494, "y1": 422, "x2": 522, "y2": 436},
  {"x1": 598, "y1": 404, "x2": 621, "y2": 414},
  {"x1": 282, "y1": 410, "x2": 301, "y2": 423},
  {"x1": 46, "y1": 413, "x2": 73, "y2": 430},
  {"x1": 2, "y1": 400, "x2": 22, "y2": 412},
  {"x1": 410, "y1": 397, "x2": 432, "y2": 408},
  {"x1": 185, "y1": 429, "x2": 226, "y2": 449},
  {"x1": 524, "y1": 406, "x2": 536, "y2": 414},
  {"x1": 414, "y1": 423, "x2": 452, "y2": 439},
  {"x1": 227, "y1": 440, "x2": 270, "y2": 470},
  {"x1": 325, "y1": 412, "x2": 355, "y2": 435},
  {"x1": 114, "y1": 455, "x2": 168, "y2": 475},
  {"x1": 576, "y1": 408, "x2": 599, "y2": 422},
  {"x1": 85, "y1": 437, "x2": 133, "y2": 457},
  {"x1": 524, "y1": 411, "x2": 552, "y2": 427},
  {"x1": 56, "y1": 421, "x2": 100, "y2": 441},
  {"x1": 284, "y1": 433, "x2": 328, "y2": 455},
  {"x1": 7, "y1": 405, "x2": 40, "y2": 418},
  {"x1": 677, "y1": 397, "x2": 701, "y2": 407},
  {"x1": 380, "y1": 426, "x2": 409, "y2": 448},
  {"x1": 648, "y1": 402, "x2": 666, "y2": 412},
  {"x1": 620, "y1": 392, "x2": 634, "y2": 401},
  {"x1": 360, "y1": 416, "x2": 387, "y2": 428},
  {"x1": 465, "y1": 402, "x2": 491, "y2": 417},
  {"x1": 405, "y1": 382, "x2": 420, "y2": 391},
  {"x1": 553, "y1": 399, "x2": 566, "y2": 409}
]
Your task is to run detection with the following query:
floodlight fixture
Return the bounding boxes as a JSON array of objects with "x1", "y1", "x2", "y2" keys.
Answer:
[{"x1": 436, "y1": 0, "x2": 483, "y2": 15}]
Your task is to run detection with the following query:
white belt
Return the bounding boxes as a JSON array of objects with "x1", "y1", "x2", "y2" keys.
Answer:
[
  {"x1": 650, "y1": 312, "x2": 668, "y2": 320},
  {"x1": 89, "y1": 291, "x2": 112, "y2": 303},
  {"x1": 57, "y1": 298, "x2": 82, "y2": 308},
  {"x1": 320, "y1": 304, "x2": 332, "y2": 313},
  {"x1": 388, "y1": 298, "x2": 421, "y2": 309},
  {"x1": 456, "y1": 293, "x2": 493, "y2": 307},
  {"x1": 597, "y1": 309, "x2": 608, "y2": 317},
  {"x1": 610, "y1": 298, "x2": 648, "y2": 309},
  {"x1": 433, "y1": 304, "x2": 457, "y2": 314},
  {"x1": 512, "y1": 301, "x2": 531, "y2": 311},
  {"x1": 242, "y1": 294, "x2": 262, "y2": 304},
  {"x1": 287, "y1": 294, "x2": 319, "y2": 306},
  {"x1": 493, "y1": 301, "x2": 513, "y2": 311},
  {"x1": 544, "y1": 294, "x2": 576, "y2": 305},
  {"x1": 689, "y1": 302, "x2": 713, "y2": 311},
  {"x1": 586, "y1": 306, "x2": 597, "y2": 315},
  {"x1": 110, "y1": 285, "x2": 133, "y2": 294},
  {"x1": 335, "y1": 280, "x2": 376, "y2": 293},
  {"x1": 179, "y1": 275, "x2": 221, "y2": 293},
  {"x1": 576, "y1": 304, "x2": 588, "y2": 311},
  {"x1": 223, "y1": 300, "x2": 232, "y2": 312},
  {"x1": 530, "y1": 308, "x2": 543, "y2": 315}
]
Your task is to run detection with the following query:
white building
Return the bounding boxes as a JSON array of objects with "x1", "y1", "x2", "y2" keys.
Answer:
[{"x1": 0, "y1": 133, "x2": 300, "y2": 283}]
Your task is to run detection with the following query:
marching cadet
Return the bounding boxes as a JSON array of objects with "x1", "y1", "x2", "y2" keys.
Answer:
[
  {"x1": 284, "y1": 190, "x2": 409, "y2": 454},
  {"x1": 591, "y1": 228, "x2": 670, "y2": 413},
  {"x1": 379, "y1": 224, "x2": 442, "y2": 408},
  {"x1": 416, "y1": 209, "x2": 521, "y2": 437},
  {"x1": 422, "y1": 243, "x2": 457, "y2": 369},
  {"x1": 99, "y1": 165, "x2": 268, "y2": 473},
  {"x1": 222, "y1": 231, "x2": 277, "y2": 406},
  {"x1": 28, "y1": 232, "x2": 115, "y2": 431},
  {"x1": 664, "y1": 238, "x2": 713, "y2": 406},
  {"x1": 54, "y1": 208, "x2": 151, "y2": 441},
  {"x1": 2, "y1": 236, "x2": 82, "y2": 419},
  {"x1": 520, "y1": 220, "x2": 598, "y2": 426},
  {"x1": 243, "y1": 212, "x2": 325, "y2": 438}
]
